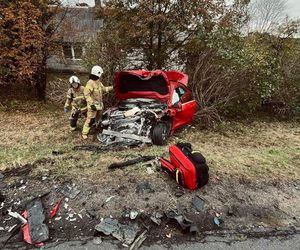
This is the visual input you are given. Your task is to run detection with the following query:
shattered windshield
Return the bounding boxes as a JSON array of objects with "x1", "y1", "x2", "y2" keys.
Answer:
[{"x1": 119, "y1": 74, "x2": 169, "y2": 95}]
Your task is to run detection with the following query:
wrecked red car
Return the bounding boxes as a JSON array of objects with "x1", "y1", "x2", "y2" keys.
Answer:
[{"x1": 97, "y1": 70, "x2": 197, "y2": 146}]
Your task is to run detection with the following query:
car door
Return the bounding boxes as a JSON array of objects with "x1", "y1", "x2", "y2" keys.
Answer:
[{"x1": 172, "y1": 86, "x2": 197, "y2": 131}]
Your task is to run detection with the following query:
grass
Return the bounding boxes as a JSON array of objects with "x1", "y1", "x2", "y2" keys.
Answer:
[{"x1": 0, "y1": 100, "x2": 299, "y2": 182}]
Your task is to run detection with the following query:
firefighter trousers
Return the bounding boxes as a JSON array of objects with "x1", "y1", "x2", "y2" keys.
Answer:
[{"x1": 82, "y1": 109, "x2": 102, "y2": 136}]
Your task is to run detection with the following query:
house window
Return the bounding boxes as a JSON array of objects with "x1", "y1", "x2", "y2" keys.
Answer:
[
  {"x1": 74, "y1": 44, "x2": 83, "y2": 59},
  {"x1": 63, "y1": 44, "x2": 73, "y2": 59},
  {"x1": 62, "y1": 43, "x2": 84, "y2": 60}
]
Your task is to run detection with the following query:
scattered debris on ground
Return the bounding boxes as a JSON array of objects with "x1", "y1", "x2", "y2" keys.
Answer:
[
  {"x1": 95, "y1": 218, "x2": 140, "y2": 245},
  {"x1": 129, "y1": 230, "x2": 147, "y2": 250},
  {"x1": 50, "y1": 199, "x2": 63, "y2": 219},
  {"x1": 150, "y1": 212, "x2": 164, "y2": 226},
  {"x1": 22, "y1": 198, "x2": 49, "y2": 245},
  {"x1": 192, "y1": 195, "x2": 205, "y2": 211},
  {"x1": 60, "y1": 183, "x2": 81, "y2": 199},
  {"x1": 73, "y1": 144, "x2": 114, "y2": 153},
  {"x1": 108, "y1": 156, "x2": 157, "y2": 171}
]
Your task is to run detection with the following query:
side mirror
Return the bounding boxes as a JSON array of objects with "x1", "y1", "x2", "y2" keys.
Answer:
[{"x1": 173, "y1": 102, "x2": 182, "y2": 111}]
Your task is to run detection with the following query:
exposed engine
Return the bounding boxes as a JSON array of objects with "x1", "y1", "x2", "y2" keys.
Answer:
[{"x1": 97, "y1": 98, "x2": 168, "y2": 146}]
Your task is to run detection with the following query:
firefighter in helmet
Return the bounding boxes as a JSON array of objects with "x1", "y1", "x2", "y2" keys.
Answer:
[
  {"x1": 82, "y1": 66, "x2": 113, "y2": 139},
  {"x1": 64, "y1": 75, "x2": 87, "y2": 131}
]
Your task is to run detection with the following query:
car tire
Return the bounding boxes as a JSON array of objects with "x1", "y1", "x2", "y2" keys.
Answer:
[{"x1": 152, "y1": 122, "x2": 170, "y2": 145}]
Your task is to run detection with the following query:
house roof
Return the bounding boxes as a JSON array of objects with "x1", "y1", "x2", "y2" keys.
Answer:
[{"x1": 55, "y1": 6, "x2": 103, "y2": 43}]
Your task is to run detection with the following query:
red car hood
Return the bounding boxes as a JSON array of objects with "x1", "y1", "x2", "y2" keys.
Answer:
[{"x1": 114, "y1": 70, "x2": 188, "y2": 102}]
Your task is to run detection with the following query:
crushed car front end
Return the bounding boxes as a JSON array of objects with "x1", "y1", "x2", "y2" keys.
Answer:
[
  {"x1": 97, "y1": 70, "x2": 196, "y2": 146},
  {"x1": 97, "y1": 98, "x2": 169, "y2": 146}
]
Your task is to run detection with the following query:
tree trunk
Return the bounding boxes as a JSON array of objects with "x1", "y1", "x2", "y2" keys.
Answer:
[
  {"x1": 35, "y1": 47, "x2": 48, "y2": 100},
  {"x1": 35, "y1": 69, "x2": 47, "y2": 100},
  {"x1": 156, "y1": 1, "x2": 163, "y2": 69}
]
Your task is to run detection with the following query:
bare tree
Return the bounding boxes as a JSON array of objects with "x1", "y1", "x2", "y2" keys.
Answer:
[
  {"x1": 189, "y1": 50, "x2": 236, "y2": 126},
  {"x1": 247, "y1": 0, "x2": 287, "y2": 33}
]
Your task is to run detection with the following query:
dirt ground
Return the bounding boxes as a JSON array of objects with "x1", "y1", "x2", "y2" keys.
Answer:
[{"x1": 0, "y1": 101, "x2": 300, "y2": 248}]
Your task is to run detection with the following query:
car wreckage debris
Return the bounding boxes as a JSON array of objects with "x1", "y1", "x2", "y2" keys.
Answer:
[
  {"x1": 129, "y1": 230, "x2": 147, "y2": 250},
  {"x1": 192, "y1": 195, "x2": 205, "y2": 211},
  {"x1": 7, "y1": 210, "x2": 27, "y2": 224},
  {"x1": 73, "y1": 144, "x2": 111, "y2": 152},
  {"x1": 98, "y1": 98, "x2": 168, "y2": 146},
  {"x1": 50, "y1": 199, "x2": 63, "y2": 219},
  {"x1": 60, "y1": 183, "x2": 81, "y2": 199},
  {"x1": 130, "y1": 210, "x2": 139, "y2": 220},
  {"x1": 102, "y1": 130, "x2": 152, "y2": 143},
  {"x1": 95, "y1": 218, "x2": 139, "y2": 245},
  {"x1": 166, "y1": 203, "x2": 217, "y2": 234},
  {"x1": 108, "y1": 156, "x2": 157, "y2": 171},
  {"x1": 166, "y1": 210, "x2": 196, "y2": 233},
  {"x1": 22, "y1": 198, "x2": 49, "y2": 245},
  {"x1": 95, "y1": 218, "x2": 119, "y2": 235},
  {"x1": 150, "y1": 212, "x2": 164, "y2": 225},
  {"x1": 52, "y1": 150, "x2": 64, "y2": 156},
  {"x1": 213, "y1": 217, "x2": 222, "y2": 227}
]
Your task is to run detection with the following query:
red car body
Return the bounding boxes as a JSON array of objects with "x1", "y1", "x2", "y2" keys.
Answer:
[{"x1": 114, "y1": 70, "x2": 198, "y2": 133}]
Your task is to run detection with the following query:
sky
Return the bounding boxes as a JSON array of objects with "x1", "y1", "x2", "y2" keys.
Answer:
[
  {"x1": 287, "y1": 0, "x2": 300, "y2": 18},
  {"x1": 62, "y1": 0, "x2": 300, "y2": 18}
]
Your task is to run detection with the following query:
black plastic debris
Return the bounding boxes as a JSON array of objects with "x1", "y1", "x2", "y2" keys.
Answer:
[
  {"x1": 136, "y1": 181, "x2": 154, "y2": 194},
  {"x1": 95, "y1": 218, "x2": 139, "y2": 245},
  {"x1": 60, "y1": 184, "x2": 81, "y2": 199},
  {"x1": 192, "y1": 196, "x2": 205, "y2": 211},
  {"x1": 166, "y1": 205, "x2": 216, "y2": 233},
  {"x1": 173, "y1": 214, "x2": 194, "y2": 232},
  {"x1": 52, "y1": 150, "x2": 64, "y2": 156},
  {"x1": 25, "y1": 198, "x2": 49, "y2": 243},
  {"x1": 108, "y1": 156, "x2": 156, "y2": 171},
  {"x1": 73, "y1": 144, "x2": 116, "y2": 153},
  {"x1": 0, "y1": 191, "x2": 5, "y2": 203}
]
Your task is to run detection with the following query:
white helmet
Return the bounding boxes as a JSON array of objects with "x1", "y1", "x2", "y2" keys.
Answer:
[
  {"x1": 91, "y1": 65, "x2": 103, "y2": 78},
  {"x1": 69, "y1": 75, "x2": 80, "y2": 85}
]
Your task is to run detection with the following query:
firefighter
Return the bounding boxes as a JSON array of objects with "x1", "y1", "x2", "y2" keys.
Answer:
[
  {"x1": 82, "y1": 66, "x2": 113, "y2": 139},
  {"x1": 64, "y1": 75, "x2": 87, "y2": 131}
]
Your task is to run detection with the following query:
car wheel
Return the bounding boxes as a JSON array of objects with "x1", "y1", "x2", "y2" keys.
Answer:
[{"x1": 152, "y1": 122, "x2": 170, "y2": 145}]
